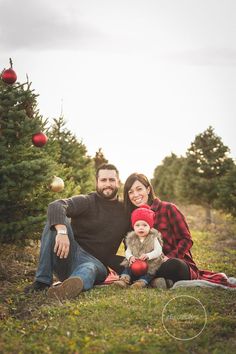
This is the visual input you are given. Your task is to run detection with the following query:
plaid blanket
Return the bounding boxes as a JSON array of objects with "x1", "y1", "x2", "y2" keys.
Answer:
[
  {"x1": 196, "y1": 270, "x2": 236, "y2": 288},
  {"x1": 172, "y1": 276, "x2": 236, "y2": 290}
]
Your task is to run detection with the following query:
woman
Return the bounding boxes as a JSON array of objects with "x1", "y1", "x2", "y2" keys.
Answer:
[{"x1": 123, "y1": 172, "x2": 236, "y2": 289}]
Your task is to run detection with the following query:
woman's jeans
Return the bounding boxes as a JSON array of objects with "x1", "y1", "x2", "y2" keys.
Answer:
[{"x1": 35, "y1": 221, "x2": 108, "y2": 290}]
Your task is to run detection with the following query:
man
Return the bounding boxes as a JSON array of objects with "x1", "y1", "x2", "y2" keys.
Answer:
[{"x1": 25, "y1": 163, "x2": 129, "y2": 300}]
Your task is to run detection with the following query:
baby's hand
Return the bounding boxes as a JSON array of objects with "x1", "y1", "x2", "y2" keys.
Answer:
[
  {"x1": 129, "y1": 256, "x2": 136, "y2": 265},
  {"x1": 139, "y1": 254, "x2": 148, "y2": 261}
]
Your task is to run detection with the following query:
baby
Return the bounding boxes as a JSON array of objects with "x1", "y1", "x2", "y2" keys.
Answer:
[{"x1": 115, "y1": 204, "x2": 164, "y2": 288}]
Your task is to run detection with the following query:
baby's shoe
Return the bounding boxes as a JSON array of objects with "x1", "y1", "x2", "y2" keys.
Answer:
[
  {"x1": 130, "y1": 280, "x2": 147, "y2": 289},
  {"x1": 113, "y1": 275, "x2": 130, "y2": 288}
]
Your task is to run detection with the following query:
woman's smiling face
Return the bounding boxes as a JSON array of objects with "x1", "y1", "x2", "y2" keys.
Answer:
[{"x1": 128, "y1": 180, "x2": 150, "y2": 207}]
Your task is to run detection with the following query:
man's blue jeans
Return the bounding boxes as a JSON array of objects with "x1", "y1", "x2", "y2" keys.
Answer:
[{"x1": 35, "y1": 220, "x2": 108, "y2": 290}]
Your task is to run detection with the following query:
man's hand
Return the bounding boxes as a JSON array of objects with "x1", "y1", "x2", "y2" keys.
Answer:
[{"x1": 54, "y1": 234, "x2": 70, "y2": 258}]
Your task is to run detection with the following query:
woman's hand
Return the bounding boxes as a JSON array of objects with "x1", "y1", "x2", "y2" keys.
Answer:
[{"x1": 139, "y1": 254, "x2": 148, "y2": 261}]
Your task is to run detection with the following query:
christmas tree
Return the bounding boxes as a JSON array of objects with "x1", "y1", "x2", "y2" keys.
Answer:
[
  {"x1": 94, "y1": 148, "x2": 108, "y2": 169},
  {"x1": 48, "y1": 116, "x2": 95, "y2": 195},
  {"x1": 178, "y1": 126, "x2": 234, "y2": 223},
  {"x1": 0, "y1": 61, "x2": 57, "y2": 242}
]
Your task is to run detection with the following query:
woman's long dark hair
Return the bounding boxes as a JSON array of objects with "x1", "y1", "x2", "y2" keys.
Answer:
[{"x1": 123, "y1": 173, "x2": 156, "y2": 217}]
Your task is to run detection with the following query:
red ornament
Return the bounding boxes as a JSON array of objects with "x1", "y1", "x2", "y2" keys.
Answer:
[
  {"x1": 1, "y1": 58, "x2": 17, "y2": 84},
  {"x1": 130, "y1": 259, "x2": 148, "y2": 277},
  {"x1": 32, "y1": 132, "x2": 48, "y2": 147}
]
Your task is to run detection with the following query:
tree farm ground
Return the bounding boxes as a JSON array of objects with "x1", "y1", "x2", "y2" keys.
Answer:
[{"x1": 0, "y1": 205, "x2": 236, "y2": 354}]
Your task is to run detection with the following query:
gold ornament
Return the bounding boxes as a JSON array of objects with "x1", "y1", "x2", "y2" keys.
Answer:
[{"x1": 50, "y1": 176, "x2": 64, "y2": 192}]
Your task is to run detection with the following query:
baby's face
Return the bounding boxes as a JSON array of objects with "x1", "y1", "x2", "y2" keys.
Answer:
[{"x1": 133, "y1": 220, "x2": 150, "y2": 237}]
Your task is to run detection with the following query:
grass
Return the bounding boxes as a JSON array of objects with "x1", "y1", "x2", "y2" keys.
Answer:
[{"x1": 0, "y1": 207, "x2": 236, "y2": 354}]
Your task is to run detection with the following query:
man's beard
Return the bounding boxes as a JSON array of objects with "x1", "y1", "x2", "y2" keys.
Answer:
[{"x1": 96, "y1": 187, "x2": 118, "y2": 200}]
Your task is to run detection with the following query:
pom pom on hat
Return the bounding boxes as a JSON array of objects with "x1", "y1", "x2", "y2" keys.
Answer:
[{"x1": 131, "y1": 204, "x2": 155, "y2": 228}]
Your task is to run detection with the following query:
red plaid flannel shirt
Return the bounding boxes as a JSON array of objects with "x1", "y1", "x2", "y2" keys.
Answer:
[
  {"x1": 151, "y1": 198, "x2": 198, "y2": 278},
  {"x1": 151, "y1": 198, "x2": 236, "y2": 287}
]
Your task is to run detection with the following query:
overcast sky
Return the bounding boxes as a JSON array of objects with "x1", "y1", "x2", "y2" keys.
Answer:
[{"x1": 1, "y1": 0, "x2": 236, "y2": 182}]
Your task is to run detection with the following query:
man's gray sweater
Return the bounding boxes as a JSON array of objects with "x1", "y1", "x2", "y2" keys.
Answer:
[{"x1": 47, "y1": 192, "x2": 129, "y2": 266}]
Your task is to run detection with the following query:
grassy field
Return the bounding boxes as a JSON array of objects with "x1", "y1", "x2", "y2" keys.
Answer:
[{"x1": 0, "y1": 206, "x2": 236, "y2": 354}]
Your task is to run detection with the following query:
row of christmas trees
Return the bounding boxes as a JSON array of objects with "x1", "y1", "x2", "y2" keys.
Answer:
[
  {"x1": 151, "y1": 127, "x2": 236, "y2": 223},
  {"x1": 0, "y1": 59, "x2": 107, "y2": 243},
  {"x1": 1, "y1": 59, "x2": 235, "y2": 242}
]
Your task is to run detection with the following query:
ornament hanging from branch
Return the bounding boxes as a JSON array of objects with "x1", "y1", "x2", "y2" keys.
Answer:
[
  {"x1": 1, "y1": 58, "x2": 17, "y2": 84},
  {"x1": 32, "y1": 132, "x2": 48, "y2": 147},
  {"x1": 50, "y1": 176, "x2": 65, "y2": 192}
]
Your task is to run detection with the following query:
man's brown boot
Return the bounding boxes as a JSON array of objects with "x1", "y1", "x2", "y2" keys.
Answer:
[{"x1": 47, "y1": 276, "x2": 83, "y2": 300}]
